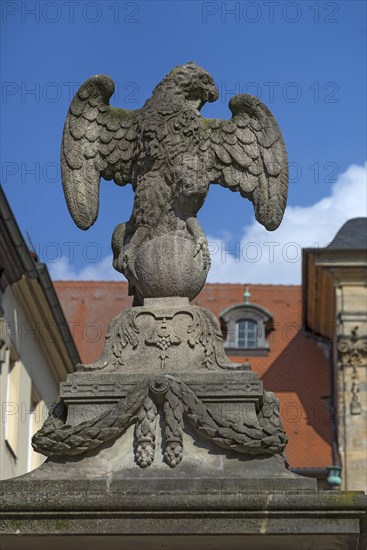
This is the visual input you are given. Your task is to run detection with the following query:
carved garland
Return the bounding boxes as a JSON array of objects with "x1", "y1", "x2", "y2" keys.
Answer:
[
  {"x1": 32, "y1": 376, "x2": 287, "y2": 467},
  {"x1": 134, "y1": 395, "x2": 157, "y2": 467}
]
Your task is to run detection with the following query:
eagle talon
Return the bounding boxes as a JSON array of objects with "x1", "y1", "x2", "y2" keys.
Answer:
[
  {"x1": 194, "y1": 238, "x2": 211, "y2": 270},
  {"x1": 122, "y1": 254, "x2": 129, "y2": 272}
]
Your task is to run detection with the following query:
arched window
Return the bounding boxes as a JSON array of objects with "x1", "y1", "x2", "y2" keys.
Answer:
[
  {"x1": 236, "y1": 319, "x2": 258, "y2": 349},
  {"x1": 220, "y1": 302, "x2": 273, "y2": 356}
]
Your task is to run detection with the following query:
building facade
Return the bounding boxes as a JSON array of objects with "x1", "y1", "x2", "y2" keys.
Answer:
[
  {"x1": 0, "y1": 187, "x2": 80, "y2": 480},
  {"x1": 303, "y1": 218, "x2": 367, "y2": 491}
]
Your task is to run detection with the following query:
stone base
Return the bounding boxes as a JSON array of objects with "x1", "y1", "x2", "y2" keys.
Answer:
[
  {"x1": 0, "y1": 473, "x2": 366, "y2": 549},
  {"x1": 30, "y1": 299, "x2": 289, "y2": 467},
  {"x1": 0, "y1": 535, "x2": 364, "y2": 550},
  {"x1": 1, "y1": 298, "x2": 366, "y2": 548},
  {"x1": 75, "y1": 297, "x2": 245, "y2": 373},
  {"x1": 1, "y1": 430, "x2": 366, "y2": 548},
  {"x1": 31, "y1": 369, "x2": 289, "y2": 469}
]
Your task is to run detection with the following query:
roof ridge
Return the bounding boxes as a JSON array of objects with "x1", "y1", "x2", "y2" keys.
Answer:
[
  {"x1": 53, "y1": 280, "x2": 301, "y2": 289},
  {"x1": 54, "y1": 280, "x2": 127, "y2": 284}
]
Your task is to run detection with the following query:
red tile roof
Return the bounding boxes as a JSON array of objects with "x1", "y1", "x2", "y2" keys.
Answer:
[{"x1": 54, "y1": 281, "x2": 333, "y2": 470}]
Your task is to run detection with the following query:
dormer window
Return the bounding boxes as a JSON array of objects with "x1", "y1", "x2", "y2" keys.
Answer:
[{"x1": 220, "y1": 288, "x2": 273, "y2": 356}]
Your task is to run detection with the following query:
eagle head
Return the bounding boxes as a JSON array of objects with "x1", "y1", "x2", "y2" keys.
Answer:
[{"x1": 155, "y1": 62, "x2": 219, "y2": 113}]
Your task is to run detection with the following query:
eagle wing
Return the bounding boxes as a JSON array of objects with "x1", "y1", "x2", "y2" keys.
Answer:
[
  {"x1": 200, "y1": 94, "x2": 288, "y2": 231},
  {"x1": 61, "y1": 75, "x2": 138, "y2": 230}
]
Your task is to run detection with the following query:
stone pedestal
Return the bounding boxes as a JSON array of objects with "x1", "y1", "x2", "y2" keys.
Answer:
[
  {"x1": 29, "y1": 298, "x2": 288, "y2": 466},
  {"x1": 1, "y1": 299, "x2": 366, "y2": 548},
  {"x1": 1, "y1": 476, "x2": 366, "y2": 549}
]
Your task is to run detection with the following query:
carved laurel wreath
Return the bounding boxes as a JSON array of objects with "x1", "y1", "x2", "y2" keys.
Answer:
[{"x1": 32, "y1": 376, "x2": 287, "y2": 468}]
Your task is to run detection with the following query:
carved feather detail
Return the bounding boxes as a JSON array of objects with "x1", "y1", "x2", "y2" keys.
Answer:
[
  {"x1": 61, "y1": 75, "x2": 138, "y2": 230},
  {"x1": 202, "y1": 94, "x2": 288, "y2": 231},
  {"x1": 60, "y1": 63, "x2": 288, "y2": 306}
]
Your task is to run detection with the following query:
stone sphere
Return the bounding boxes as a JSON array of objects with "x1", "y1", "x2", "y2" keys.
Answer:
[{"x1": 134, "y1": 235, "x2": 209, "y2": 301}]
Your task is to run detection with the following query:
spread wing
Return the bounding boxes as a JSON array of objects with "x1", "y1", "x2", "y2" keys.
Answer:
[
  {"x1": 200, "y1": 94, "x2": 288, "y2": 231},
  {"x1": 61, "y1": 75, "x2": 139, "y2": 230}
]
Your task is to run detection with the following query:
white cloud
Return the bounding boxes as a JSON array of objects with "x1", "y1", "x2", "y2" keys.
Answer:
[
  {"x1": 48, "y1": 254, "x2": 123, "y2": 281},
  {"x1": 50, "y1": 162, "x2": 366, "y2": 284},
  {"x1": 207, "y1": 162, "x2": 367, "y2": 284}
]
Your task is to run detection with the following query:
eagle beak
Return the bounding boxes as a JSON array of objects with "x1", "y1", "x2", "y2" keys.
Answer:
[{"x1": 208, "y1": 86, "x2": 219, "y2": 103}]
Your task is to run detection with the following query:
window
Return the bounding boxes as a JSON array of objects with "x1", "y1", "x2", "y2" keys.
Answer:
[
  {"x1": 5, "y1": 354, "x2": 21, "y2": 458},
  {"x1": 0, "y1": 317, "x2": 6, "y2": 350},
  {"x1": 27, "y1": 386, "x2": 45, "y2": 471},
  {"x1": 220, "y1": 302, "x2": 273, "y2": 356},
  {"x1": 236, "y1": 319, "x2": 258, "y2": 349}
]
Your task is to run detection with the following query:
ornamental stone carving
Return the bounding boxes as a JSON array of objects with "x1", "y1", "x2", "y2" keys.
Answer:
[
  {"x1": 32, "y1": 374, "x2": 287, "y2": 467},
  {"x1": 32, "y1": 62, "x2": 290, "y2": 466},
  {"x1": 338, "y1": 327, "x2": 367, "y2": 415},
  {"x1": 60, "y1": 62, "x2": 288, "y2": 306}
]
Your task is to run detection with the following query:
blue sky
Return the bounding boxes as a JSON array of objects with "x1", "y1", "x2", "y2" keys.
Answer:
[{"x1": 1, "y1": 1, "x2": 366, "y2": 283}]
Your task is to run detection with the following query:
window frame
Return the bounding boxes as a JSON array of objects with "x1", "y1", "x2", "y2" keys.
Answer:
[
  {"x1": 4, "y1": 347, "x2": 21, "y2": 459},
  {"x1": 220, "y1": 303, "x2": 273, "y2": 356},
  {"x1": 235, "y1": 319, "x2": 258, "y2": 349}
]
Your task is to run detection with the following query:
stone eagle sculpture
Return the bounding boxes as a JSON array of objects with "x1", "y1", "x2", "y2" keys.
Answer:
[{"x1": 61, "y1": 62, "x2": 288, "y2": 304}]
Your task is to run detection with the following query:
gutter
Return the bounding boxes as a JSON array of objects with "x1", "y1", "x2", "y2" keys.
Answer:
[
  {"x1": 0, "y1": 186, "x2": 80, "y2": 368},
  {"x1": 34, "y1": 263, "x2": 80, "y2": 368},
  {"x1": 290, "y1": 467, "x2": 328, "y2": 477}
]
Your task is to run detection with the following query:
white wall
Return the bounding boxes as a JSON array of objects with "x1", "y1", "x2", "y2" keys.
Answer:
[{"x1": 0, "y1": 285, "x2": 59, "y2": 480}]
